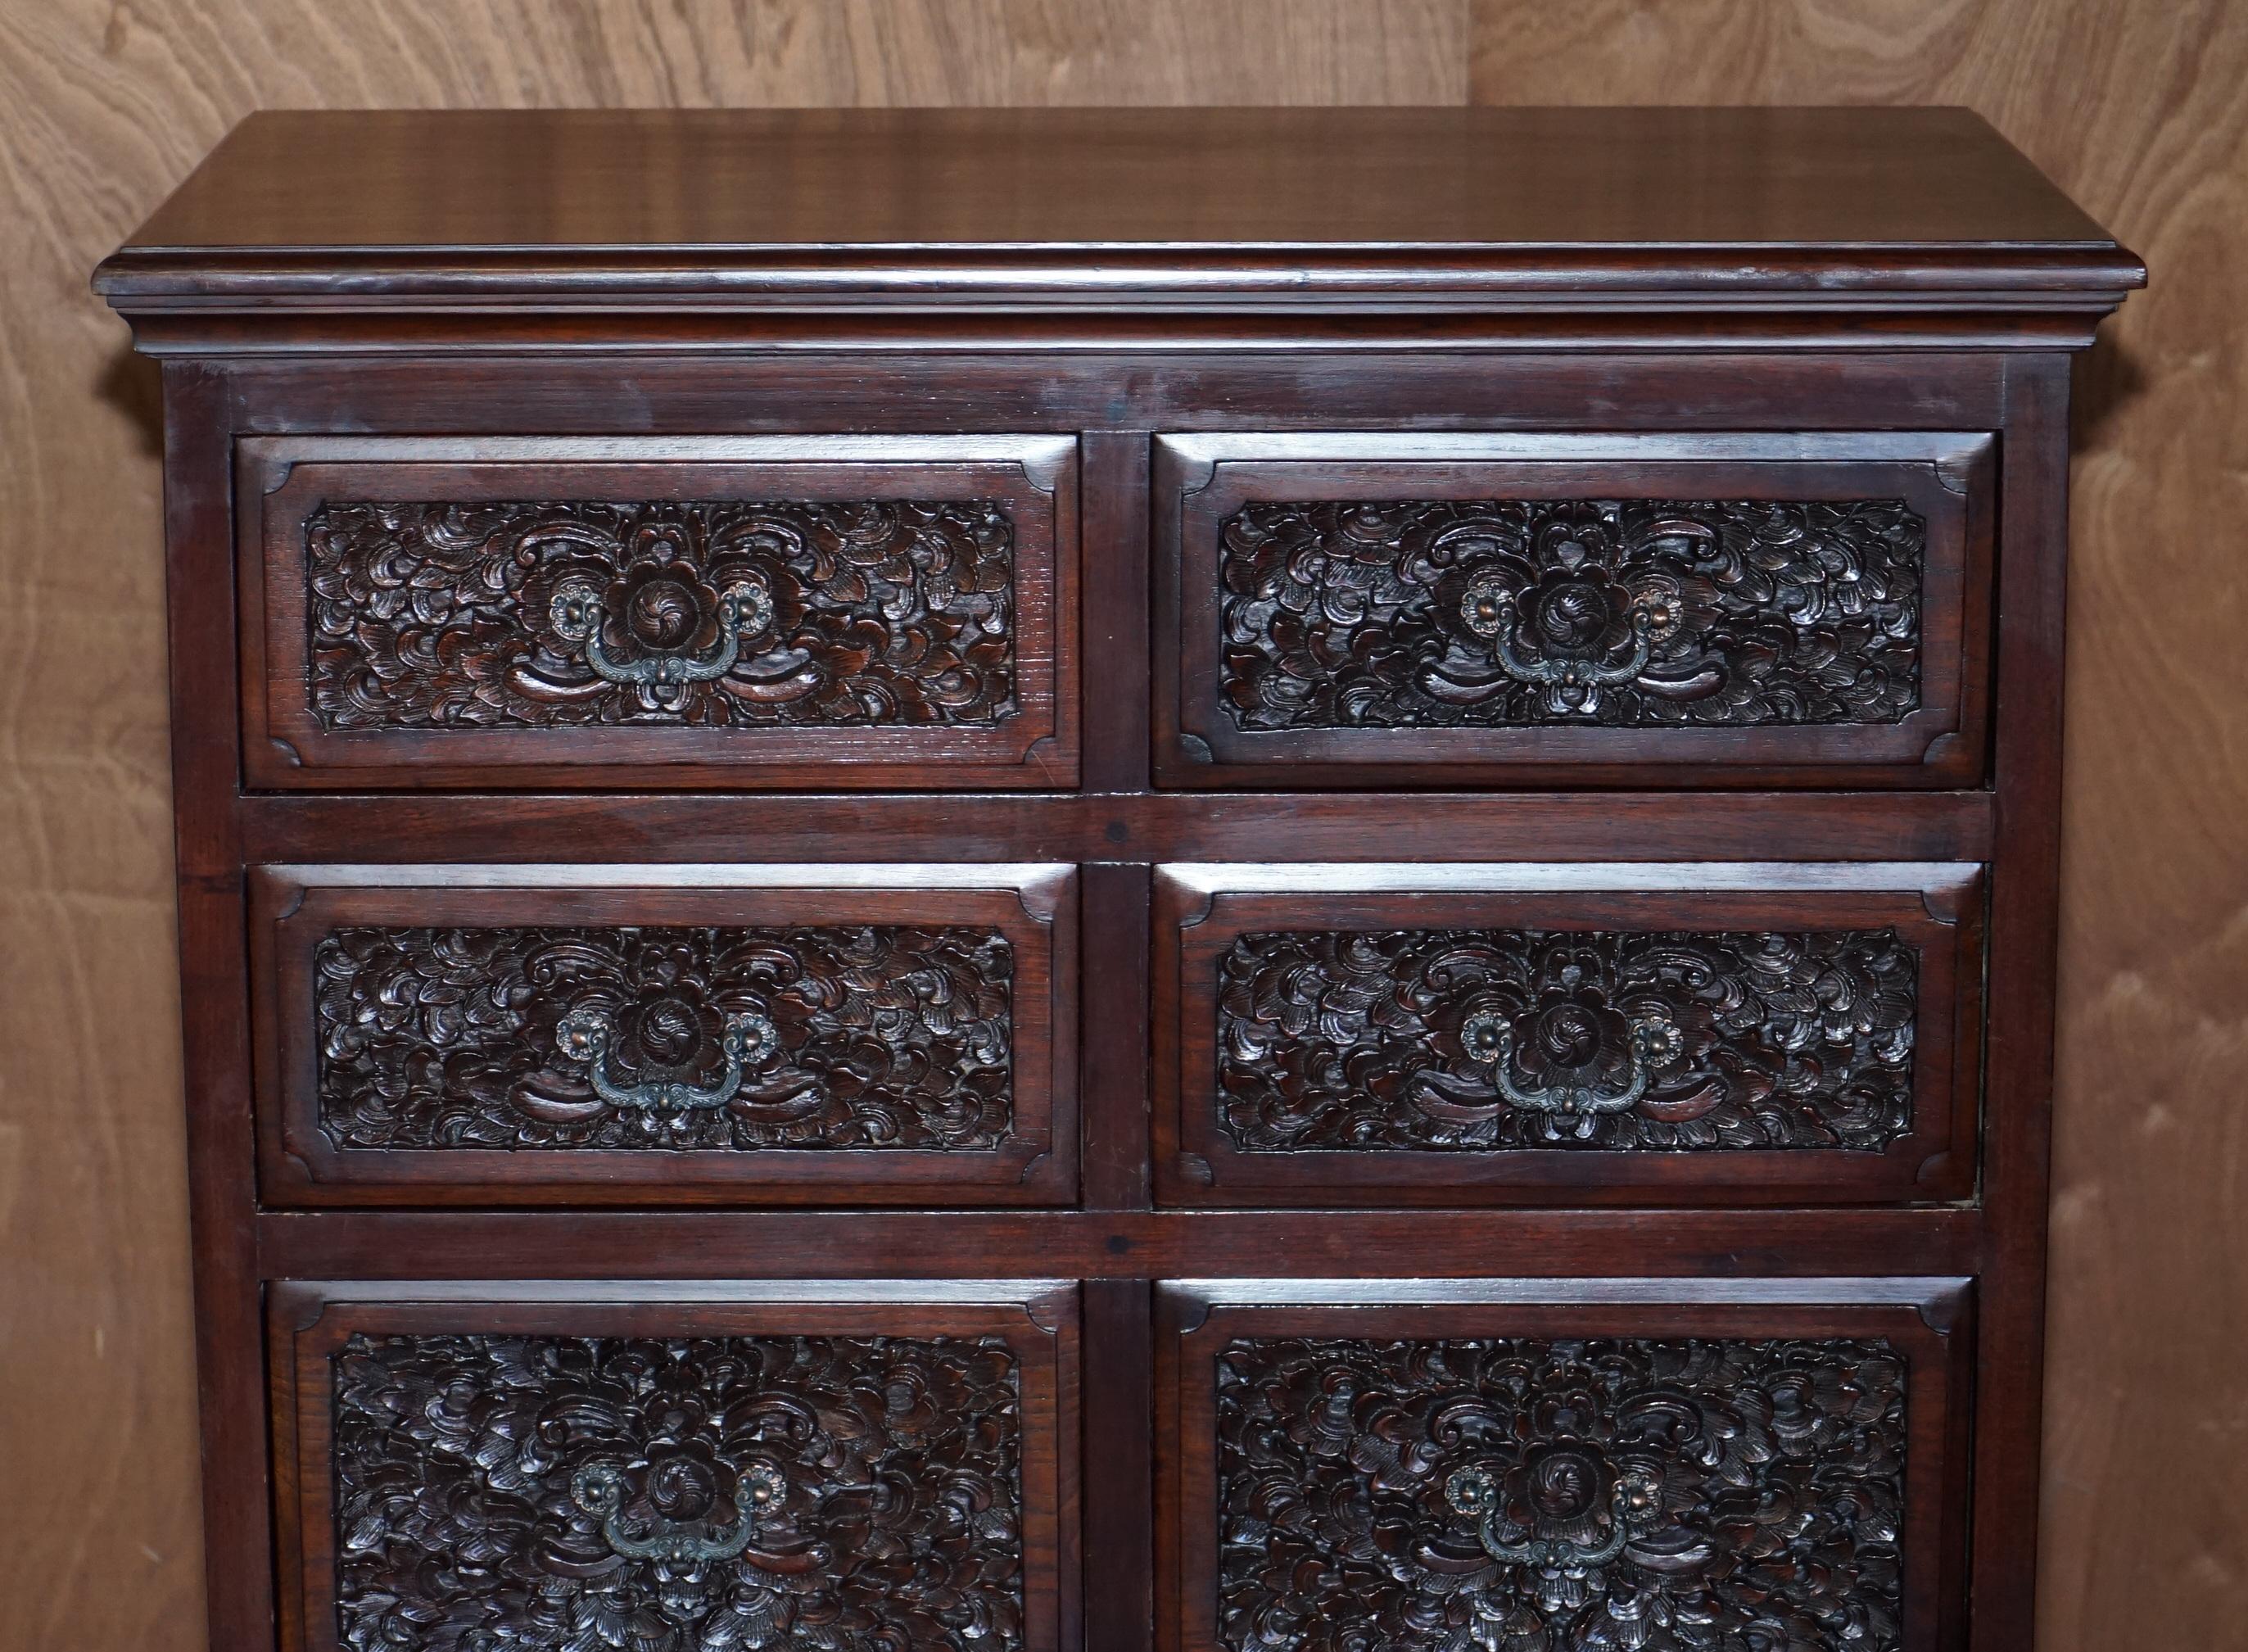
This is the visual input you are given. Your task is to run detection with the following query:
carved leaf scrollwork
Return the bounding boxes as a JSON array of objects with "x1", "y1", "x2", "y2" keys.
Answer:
[
  {"x1": 314, "y1": 923, "x2": 1015, "y2": 1152},
  {"x1": 332, "y1": 1331, "x2": 1025, "y2": 1652},
  {"x1": 1218, "y1": 1334, "x2": 1908, "y2": 1652},
  {"x1": 306, "y1": 499, "x2": 1019, "y2": 729},
  {"x1": 1218, "y1": 497, "x2": 1925, "y2": 730},
  {"x1": 1217, "y1": 926, "x2": 1918, "y2": 1152}
]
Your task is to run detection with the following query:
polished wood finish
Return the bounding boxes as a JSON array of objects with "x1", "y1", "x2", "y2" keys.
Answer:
[
  {"x1": 253, "y1": 1206, "x2": 1986, "y2": 1283},
  {"x1": 84, "y1": 100, "x2": 2139, "y2": 1652},
  {"x1": 234, "y1": 790, "x2": 1997, "y2": 868},
  {"x1": 223, "y1": 351, "x2": 2021, "y2": 430},
  {"x1": 93, "y1": 108, "x2": 2139, "y2": 355},
  {"x1": 115, "y1": 106, "x2": 2112, "y2": 256}
]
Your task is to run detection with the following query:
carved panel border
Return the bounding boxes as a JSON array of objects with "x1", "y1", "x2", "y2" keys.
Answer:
[
  {"x1": 240, "y1": 437, "x2": 1078, "y2": 790},
  {"x1": 1156, "y1": 434, "x2": 1992, "y2": 788}
]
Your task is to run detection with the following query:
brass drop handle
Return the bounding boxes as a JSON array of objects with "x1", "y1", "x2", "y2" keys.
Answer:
[
  {"x1": 571, "y1": 1460, "x2": 787, "y2": 1565},
  {"x1": 548, "y1": 575, "x2": 774, "y2": 708},
  {"x1": 1446, "y1": 1463, "x2": 1662, "y2": 1569},
  {"x1": 1459, "y1": 1008, "x2": 1683, "y2": 1119},
  {"x1": 1459, "y1": 568, "x2": 1655, "y2": 714},
  {"x1": 554, "y1": 1003, "x2": 777, "y2": 1116}
]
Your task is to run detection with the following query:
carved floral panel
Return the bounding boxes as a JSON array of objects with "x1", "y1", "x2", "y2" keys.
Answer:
[
  {"x1": 306, "y1": 499, "x2": 1018, "y2": 729},
  {"x1": 315, "y1": 923, "x2": 1015, "y2": 1151},
  {"x1": 332, "y1": 1331, "x2": 1024, "y2": 1652},
  {"x1": 1218, "y1": 1334, "x2": 1907, "y2": 1652},
  {"x1": 1216, "y1": 927, "x2": 1917, "y2": 1152},
  {"x1": 1218, "y1": 498, "x2": 1924, "y2": 728}
]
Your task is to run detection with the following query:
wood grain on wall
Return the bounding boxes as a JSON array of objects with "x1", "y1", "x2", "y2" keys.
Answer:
[
  {"x1": 1468, "y1": 16, "x2": 2248, "y2": 1648},
  {"x1": 0, "y1": 3, "x2": 2236, "y2": 1649}
]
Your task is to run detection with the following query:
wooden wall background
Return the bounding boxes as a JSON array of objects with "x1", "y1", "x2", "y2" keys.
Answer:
[{"x1": 0, "y1": 2, "x2": 2238, "y2": 1647}]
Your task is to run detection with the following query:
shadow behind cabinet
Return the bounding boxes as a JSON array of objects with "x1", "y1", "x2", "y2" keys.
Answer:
[{"x1": 95, "y1": 108, "x2": 2140, "y2": 1652}]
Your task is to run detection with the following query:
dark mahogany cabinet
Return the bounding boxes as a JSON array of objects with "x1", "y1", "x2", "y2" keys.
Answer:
[{"x1": 97, "y1": 108, "x2": 2139, "y2": 1652}]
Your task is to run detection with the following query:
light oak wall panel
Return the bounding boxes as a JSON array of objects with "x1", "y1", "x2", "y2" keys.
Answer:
[{"x1": 1468, "y1": 7, "x2": 2248, "y2": 1649}]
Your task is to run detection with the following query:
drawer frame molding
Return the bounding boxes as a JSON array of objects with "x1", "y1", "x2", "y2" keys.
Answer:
[
  {"x1": 1155, "y1": 862, "x2": 1985, "y2": 1206},
  {"x1": 237, "y1": 434, "x2": 1079, "y2": 790},
  {"x1": 1155, "y1": 432, "x2": 1995, "y2": 790},
  {"x1": 249, "y1": 862, "x2": 1079, "y2": 1206},
  {"x1": 119, "y1": 335, "x2": 2106, "y2": 1652},
  {"x1": 1156, "y1": 1276, "x2": 1973, "y2": 1652}
]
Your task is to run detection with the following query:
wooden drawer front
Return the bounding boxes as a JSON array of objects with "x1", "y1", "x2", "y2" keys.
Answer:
[
  {"x1": 272, "y1": 1281, "x2": 1078, "y2": 1652},
  {"x1": 240, "y1": 436, "x2": 1076, "y2": 789},
  {"x1": 1156, "y1": 433, "x2": 1992, "y2": 788},
  {"x1": 251, "y1": 865, "x2": 1076, "y2": 1204},
  {"x1": 1160, "y1": 1279, "x2": 1970, "y2": 1652},
  {"x1": 1156, "y1": 864, "x2": 1981, "y2": 1205}
]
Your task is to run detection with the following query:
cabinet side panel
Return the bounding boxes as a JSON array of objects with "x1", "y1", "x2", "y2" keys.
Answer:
[
  {"x1": 1972, "y1": 355, "x2": 2074, "y2": 1646},
  {"x1": 165, "y1": 363, "x2": 274, "y2": 1651}
]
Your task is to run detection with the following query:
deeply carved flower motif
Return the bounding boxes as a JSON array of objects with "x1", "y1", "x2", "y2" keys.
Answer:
[
  {"x1": 1516, "y1": 1442, "x2": 1618, "y2": 1544},
  {"x1": 1216, "y1": 494, "x2": 1924, "y2": 732},
  {"x1": 1508, "y1": 963, "x2": 1637, "y2": 1093},
  {"x1": 1440, "y1": 1374, "x2": 1675, "y2": 1621},
  {"x1": 1449, "y1": 950, "x2": 1692, "y2": 1141},
  {"x1": 309, "y1": 496, "x2": 1022, "y2": 731},
  {"x1": 1572, "y1": 1586, "x2": 1680, "y2": 1651},
  {"x1": 1454, "y1": 510, "x2": 1698, "y2": 717},
  {"x1": 1761, "y1": 1353, "x2": 1906, "y2": 1458},
  {"x1": 316, "y1": 922, "x2": 1018, "y2": 1154},
  {"x1": 573, "y1": 1446, "x2": 794, "y2": 1628},
  {"x1": 538, "y1": 527, "x2": 779, "y2": 713},
  {"x1": 333, "y1": 1332, "x2": 1026, "y2": 1652},
  {"x1": 1474, "y1": 513, "x2": 1656, "y2": 645},
  {"x1": 608, "y1": 983, "x2": 753, "y2": 1086},
  {"x1": 1494, "y1": 1445, "x2": 1664, "y2": 1611},
  {"x1": 1216, "y1": 1336, "x2": 1906, "y2": 1652},
  {"x1": 1215, "y1": 925, "x2": 1916, "y2": 1155},
  {"x1": 601, "y1": 554, "x2": 746, "y2": 655},
  {"x1": 641, "y1": 1438, "x2": 732, "y2": 1523},
  {"x1": 545, "y1": 939, "x2": 793, "y2": 1140}
]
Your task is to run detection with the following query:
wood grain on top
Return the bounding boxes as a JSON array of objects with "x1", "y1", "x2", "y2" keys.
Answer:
[{"x1": 97, "y1": 106, "x2": 2134, "y2": 299}]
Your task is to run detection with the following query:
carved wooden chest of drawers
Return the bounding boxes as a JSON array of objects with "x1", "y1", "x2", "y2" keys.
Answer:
[{"x1": 97, "y1": 107, "x2": 2139, "y2": 1652}]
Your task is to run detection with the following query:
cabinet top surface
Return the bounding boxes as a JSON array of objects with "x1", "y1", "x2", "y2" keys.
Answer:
[
  {"x1": 95, "y1": 107, "x2": 2142, "y2": 347},
  {"x1": 118, "y1": 106, "x2": 2113, "y2": 255}
]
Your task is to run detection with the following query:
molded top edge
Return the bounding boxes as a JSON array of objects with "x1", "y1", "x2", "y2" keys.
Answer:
[{"x1": 97, "y1": 106, "x2": 2142, "y2": 308}]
